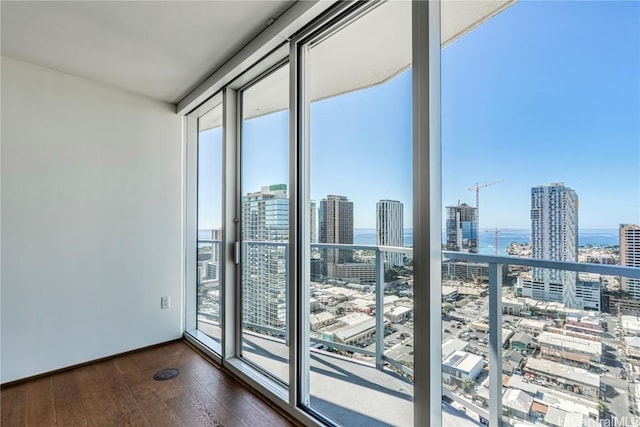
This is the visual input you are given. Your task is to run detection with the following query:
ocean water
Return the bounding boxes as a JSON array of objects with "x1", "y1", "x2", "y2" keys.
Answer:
[
  {"x1": 353, "y1": 228, "x2": 619, "y2": 255},
  {"x1": 200, "y1": 228, "x2": 619, "y2": 255}
]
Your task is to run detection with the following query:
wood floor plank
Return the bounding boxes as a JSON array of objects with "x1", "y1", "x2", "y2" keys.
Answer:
[
  {"x1": 52, "y1": 370, "x2": 88, "y2": 426},
  {"x1": 1, "y1": 382, "x2": 27, "y2": 426},
  {"x1": 112, "y1": 351, "x2": 142, "y2": 377},
  {"x1": 173, "y1": 369, "x2": 240, "y2": 427},
  {"x1": 165, "y1": 393, "x2": 217, "y2": 427},
  {"x1": 74, "y1": 362, "x2": 148, "y2": 426},
  {"x1": 25, "y1": 376, "x2": 56, "y2": 426},
  {"x1": 1, "y1": 341, "x2": 298, "y2": 427},
  {"x1": 119, "y1": 358, "x2": 184, "y2": 427}
]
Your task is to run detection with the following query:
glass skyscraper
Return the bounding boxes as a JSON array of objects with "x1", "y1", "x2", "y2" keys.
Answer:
[
  {"x1": 241, "y1": 184, "x2": 288, "y2": 330},
  {"x1": 446, "y1": 203, "x2": 478, "y2": 253}
]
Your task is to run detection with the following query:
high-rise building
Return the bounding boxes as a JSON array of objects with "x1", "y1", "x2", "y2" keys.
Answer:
[
  {"x1": 210, "y1": 228, "x2": 222, "y2": 264},
  {"x1": 376, "y1": 200, "x2": 404, "y2": 270},
  {"x1": 446, "y1": 203, "x2": 478, "y2": 253},
  {"x1": 529, "y1": 182, "x2": 579, "y2": 307},
  {"x1": 241, "y1": 184, "x2": 288, "y2": 329},
  {"x1": 620, "y1": 224, "x2": 640, "y2": 299},
  {"x1": 319, "y1": 195, "x2": 354, "y2": 266},
  {"x1": 310, "y1": 201, "x2": 317, "y2": 243}
]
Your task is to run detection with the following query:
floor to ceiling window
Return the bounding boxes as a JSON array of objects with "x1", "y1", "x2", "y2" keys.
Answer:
[
  {"x1": 239, "y1": 63, "x2": 291, "y2": 385},
  {"x1": 298, "y1": 1, "x2": 414, "y2": 425},
  {"x1": 196, "y1": 102, "x2": 224, "y2": 353},
  {"x1": 185, "y1": 1, "x2": 440, "y2": 425},
  {"x1": 441, "y1": 1, "x2": 639, "y2": 426}
]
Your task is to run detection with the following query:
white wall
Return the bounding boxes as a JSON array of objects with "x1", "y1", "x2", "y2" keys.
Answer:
[{"x1": 1, "y1": 57, "x2": 183, "y2": 383}]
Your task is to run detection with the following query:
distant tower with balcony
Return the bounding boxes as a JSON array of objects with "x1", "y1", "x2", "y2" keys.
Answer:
[
  {"x1": 620, "y1": 224, "x2": 640, "y2": 299},
  {"x1": 241, "y1": 184, "x2": 288, "y2": 330},
  {"x1": 376, "y1": 200, "x2": 404, "y2": 271},
  {"x1": 525, "y1": 182, "x2": 579, "y2": 307},
  {"x1": 319, "y1": 195, "x2": 354, "y2": 271},
  {"x1": 446, "y1": 203, "x2": 478, "y2": 253}
]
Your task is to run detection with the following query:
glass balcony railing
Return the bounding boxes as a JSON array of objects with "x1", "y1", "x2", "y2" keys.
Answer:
[
  {"x1": 443, "y1": 251, "x2": 640, "y2": 427},
  {"x1": 196, "y1": 239, "x2": 222, "y2": 342}
]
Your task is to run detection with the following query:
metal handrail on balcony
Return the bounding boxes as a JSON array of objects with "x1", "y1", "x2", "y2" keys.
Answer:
[
  {"x1": 312, "y1": 242, "x2": 413, "y2": 371},
  {"x1": 197, "y1": 239, "x2": 415, "y2": 373},
  {"x1": 443, "y1": 250, "x2": 640, "y2": 425}
]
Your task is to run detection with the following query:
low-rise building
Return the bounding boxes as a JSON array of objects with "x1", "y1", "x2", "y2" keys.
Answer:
[
  {"x1": 502, "y1": 388, "x2": 533, "y2": 421},
  {"x1": 503, "y1": 298, "x2": 529, "y2": 316},
  {"x1": 442, "y1": 285, "x2": 458, "y2": 302},
  {"x1": 442, "y1": 351, "x2": 484, "y2": 385},
  {"x1": 530, "y1": 401, "x2": 548, "y2": 422},
  {"x1": 606, "y1": 297, "x2": 640, "y2": 316},
  {"x1": 564, "y1": 314, "x2": 603, "y2": 336},
  {"x1": 384, "y1": 305, "x2": 412, "y2": 323},
  {"x1": 524, "y1": 358, "x2": 600, "y2": 397},
  {"x1": 538, "y1": 331, "x2": 602, "y2": 366},
  {"x1": 442, "y1": 338, "x2": 468, "y2": 359},
  {"x1": 310, "y1": 311, "x2": 336, "y2": 330},
  {"x1": 507, "y1": 374, "x2": 538, "y2": 396},
  {"x1": 510, "y1": 331, "x2": 533, "y2": 352},
  {"x1": 624, "y1": 336, "x2": 640, "y2": 360},
  {"x1": 329, "y1": 263, "x2": 377, "y2": 285},
  {"x1": 518, "y1": 318, "x2": 548, "y2": 335},
  {"x1": 333, "y1": 316, "x2": 390, "y2": 346},
  {"x1": 621, "y1": 315, "x2": 640, "y2": 336}
]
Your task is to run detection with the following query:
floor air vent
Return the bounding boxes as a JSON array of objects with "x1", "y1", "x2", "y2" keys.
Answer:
[{"x1": 153, "y1": 368, "x2": 180, "y2": 381}]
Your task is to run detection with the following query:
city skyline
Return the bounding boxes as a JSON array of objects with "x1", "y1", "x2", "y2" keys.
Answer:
[{"x1": 198, "y1": 0, "x2": 639, "y2": 232}]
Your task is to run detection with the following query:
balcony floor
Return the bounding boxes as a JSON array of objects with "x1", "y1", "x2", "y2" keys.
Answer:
[{"x1": 199, "y1": 322, "x2": 482, "y2": 426}]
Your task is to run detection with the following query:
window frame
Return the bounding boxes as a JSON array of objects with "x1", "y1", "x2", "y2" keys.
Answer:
[{"x1": 183, "y1": 1, "x2": 443, "y2": 425}]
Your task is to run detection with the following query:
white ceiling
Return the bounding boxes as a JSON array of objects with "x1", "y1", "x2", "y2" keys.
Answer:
[
  {"x1": 1, "y1": 0, "x2": 516, "y2": 109},
  {"x1": 0, "y1": 1, "x2": 295, "y2": 104}
]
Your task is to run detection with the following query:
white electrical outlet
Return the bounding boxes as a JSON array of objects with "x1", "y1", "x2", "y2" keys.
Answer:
[{"x1": 161, "y1": 296, "x2": 170, "y2": 309}]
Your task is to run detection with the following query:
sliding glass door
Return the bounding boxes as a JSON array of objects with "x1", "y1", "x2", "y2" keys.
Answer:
[
  {"x1": 298, "y1": 2, "x2": 414, "y2": 424},
  {"x1": 196, "y1": 102, "x2": 224, "y2": 352},
  {"x1": 239, "y1": 63, "x2": 291, "y2": 385},
  {"x1": 186, "y1": 2, "x2": 440, "y2": 425}
]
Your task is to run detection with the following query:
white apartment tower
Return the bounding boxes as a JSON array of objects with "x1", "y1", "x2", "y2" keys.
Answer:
[
  {"x1": 376, "y1": 200, "x2": 404, "y2": 270},
  {"x1": 310, "y1": 201, "x2": 317, "y2": 243},
  {"x1": 241, "y1": 184, "x2": 288, "y2": 330},
  {"x1": 529, "y1": 182, "x2": 579, "y2": 307},
  {"x1": 620, "y1": 224, "x2": 640, "y2": 299}
]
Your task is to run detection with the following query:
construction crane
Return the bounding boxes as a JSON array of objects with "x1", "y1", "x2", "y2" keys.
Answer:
[
  {"x1": 484, "y1": 227, "x2": 500, "y2": 255},
  {"x1": 468, "y1": 179, "x2": 503, "y2": 232}
]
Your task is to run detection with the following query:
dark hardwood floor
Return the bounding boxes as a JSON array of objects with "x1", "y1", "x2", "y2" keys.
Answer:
[{"x1": 1, "y1": 341, "x2": 298, "y2": 426}]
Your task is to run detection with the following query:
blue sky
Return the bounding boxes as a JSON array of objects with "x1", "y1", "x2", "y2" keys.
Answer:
[
  {"x1": 442, "y1": 0, "x2": 639, "y2": 229},
  {"x1": 199, "y1": 0, "x2": 639, "y2": 231}
]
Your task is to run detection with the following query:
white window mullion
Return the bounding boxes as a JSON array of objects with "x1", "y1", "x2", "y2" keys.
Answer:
[{"x1": 412, "y1": 0, "x2": 442, "y2": 426}]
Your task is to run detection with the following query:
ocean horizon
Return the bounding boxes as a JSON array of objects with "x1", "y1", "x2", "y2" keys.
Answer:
[
  {"x1": 198, "y1": 227, "x2": 620, "y2": 255},
  {"x1": 353, "y1": 227, "x2": 619, "y2": 255}
]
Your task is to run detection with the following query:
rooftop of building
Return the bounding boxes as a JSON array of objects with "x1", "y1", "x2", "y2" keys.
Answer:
[
  {"x1": 538, "y1": 332, "x2": 602, "y2": 356},
  {"x1": 525, "y1": 358, "x2": 600, "y2": 387},
  {"x1": 443, "y1": 351, "x2": 484, "y2": 374},
  {"x1": 502, "y1": 388, "x2": 533, "y2": 413}
]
